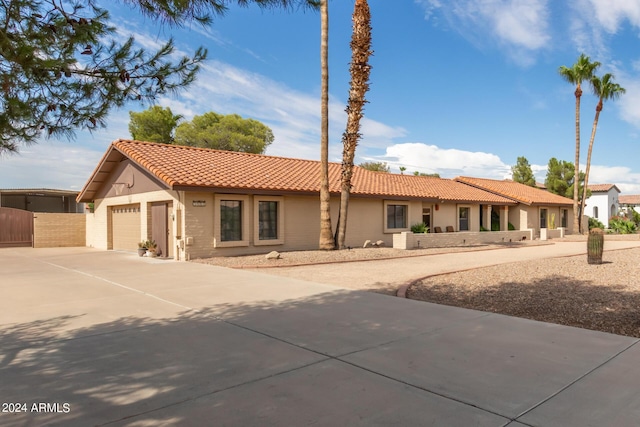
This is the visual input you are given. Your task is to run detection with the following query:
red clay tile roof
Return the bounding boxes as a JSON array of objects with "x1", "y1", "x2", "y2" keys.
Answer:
[
  {"x1": 454, "y1": 176, "x2": 573, "y2": 206},
  {"x1": 78, "y1": 140, "x2": 518, "y2": 204},
  {"x1": 376, "y1": 173, "x2": 516, "y2": 204},
  {"x1": 588, "y1": 183, "x2": 620, "y2": 193},
  {"x1": 619, "y1": 195, "x2": 640, "y2": 205}
]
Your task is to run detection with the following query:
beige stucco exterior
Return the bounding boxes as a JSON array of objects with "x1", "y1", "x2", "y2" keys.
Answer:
[
  {"x1": 82, "y1": 153, "x2": 575, "y2": 259},
  {"x1": 508, "y1": 205, "x2": 572, "y2": 237}
]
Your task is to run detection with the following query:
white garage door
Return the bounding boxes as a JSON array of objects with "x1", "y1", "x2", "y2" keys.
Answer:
[{"x1": 111, "y1": 204, "x2": 141, "y2": 251}]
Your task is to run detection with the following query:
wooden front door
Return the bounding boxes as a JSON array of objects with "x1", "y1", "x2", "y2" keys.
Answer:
[{"x1": 151, "y1": 203, "x2": 170, "y2": 258}]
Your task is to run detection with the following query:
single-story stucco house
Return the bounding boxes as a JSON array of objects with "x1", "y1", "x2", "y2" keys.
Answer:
[
  {"x1": 77, "y1": 140, "x2": 574, "y2": 260},
  {"x1": 585, "y1": 184, "x2": 620, "y2": 225}
]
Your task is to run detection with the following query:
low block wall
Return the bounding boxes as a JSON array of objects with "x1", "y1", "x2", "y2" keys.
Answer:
[
  {"x1": 33, "y1": 213, "x2": 86, "y2": 248},
  {"x1": 393, "y1": 230, "x2": 534, "y2": 249}
]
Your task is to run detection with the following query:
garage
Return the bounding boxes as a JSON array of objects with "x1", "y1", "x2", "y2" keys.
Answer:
[{"x1": 111, "y1": 204, "x2": 141, "y2": 251}]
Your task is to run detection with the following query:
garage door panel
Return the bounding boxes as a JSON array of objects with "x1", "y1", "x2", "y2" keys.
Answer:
[{"x1": 111, "y1": 204, "x2": 141, "y2": 251}]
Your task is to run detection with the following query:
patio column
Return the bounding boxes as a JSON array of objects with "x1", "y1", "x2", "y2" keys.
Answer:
[
  {"x1": 500, "y1": 206, "x2": 509, "y2": 231},
  {"x1": 484, "y1": 205, "x2": 492, "y2": 230}
]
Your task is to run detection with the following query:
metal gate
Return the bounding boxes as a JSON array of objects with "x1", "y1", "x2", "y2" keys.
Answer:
[{"x1": 0, "y1": 207, "x2": 33, "y2": 247}]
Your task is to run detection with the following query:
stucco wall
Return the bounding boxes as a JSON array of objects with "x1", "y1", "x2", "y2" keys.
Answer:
[
  {"x1": 33, "y1": 213, "x2": 86, "y2": 248},
  {"x1": 509, "y1": 205, "x2": 573, "y2": 237},
  {"x1": 393, "y1": 230, "x2": 534, "y2": 249},
  {"x1": 89, "y1": 186, "x2": 576, "y2": 259},
  {"x1": 433, "y1": 203, "x2": 456, "y2": 231},
  {"x1": 181, "y1": 195, "x2": 404, "y2": 259},
  {"x1": 90, "y1": 190, "x2": 179, "y2": 251},
  {"x1": 586, "y1": 189, "x2": 619, "y2": 225}
]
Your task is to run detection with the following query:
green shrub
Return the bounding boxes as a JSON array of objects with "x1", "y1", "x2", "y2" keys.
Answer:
[
  {"x1": 480, "y1": 225, "x2": 488, "y2": 232},
  {"x1": 608, "y1": 216, "x2": 637, "y2": 234},
  {"x1": 410, "y1": 222, "x2": 428, "y2": 233},
  {"x1": 589, "y1": 217, "x2": 605, "y2": 230},
  {"x1": 508, "y1": 222, "x2": 515, "y2": 231}
]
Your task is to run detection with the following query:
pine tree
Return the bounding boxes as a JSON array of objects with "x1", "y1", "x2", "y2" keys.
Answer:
[
  {"x1": 0, "y1": 0, "x2": 317, "y2": 153},
  {"x1": 511, "y1": 156, "x2": 536, "y2": 186}
]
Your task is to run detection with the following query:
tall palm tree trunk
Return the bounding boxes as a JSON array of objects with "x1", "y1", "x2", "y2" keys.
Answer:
[
  {"x1": 334, "y1": 0, "x2": 372, "y2": 249},
  {"x1": 573, "y1": 86, "x2": 582, "y2": 234},
  {"x1": 318, "y1": 0, "x2": 334, "y2": 250},
  {"x1": 580, "y1": 102, "x2": 602, "y2": 220}
]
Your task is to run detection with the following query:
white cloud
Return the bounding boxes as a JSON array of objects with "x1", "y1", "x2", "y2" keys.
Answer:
[
  {"x1": 415, "y1": 0, "x2": 550, "y2": 65},
  {"x1": 168, "y1": 60, "x2": 406, "y2": 159},
  {"x1": 612, "y1": 73, "x2": 640, "y2": 127},
  {"x1": 586, "y1": 0, "x2": 640, "y2": 33},
  {"x1": 587, "y1": 164, "x2": 640, "y2": 193},
  {"x1": 569, "y1": 0, "x2": 640, "y2": 59},
  {"x1": 0, "y1": 142, "x2": 105, "y2": 190},
  {"x1": 374, "y1": 142, "x2": 512, "y2": 178}
]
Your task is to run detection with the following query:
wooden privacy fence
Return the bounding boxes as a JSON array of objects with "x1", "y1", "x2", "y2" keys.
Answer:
[
  {"x1": 0, "y1": 209, "x2": 87, "y2": 248},
  {"x1": 0, "y1": 207, "x2": 33, "y2": 247}
]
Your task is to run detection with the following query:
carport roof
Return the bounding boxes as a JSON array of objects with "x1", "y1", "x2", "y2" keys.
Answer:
[{"x1": 77, "y1": 139, "x2": 517, "y2": 205}]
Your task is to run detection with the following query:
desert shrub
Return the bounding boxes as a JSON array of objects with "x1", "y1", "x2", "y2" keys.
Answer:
[
  {"x1": 589, "y1": 217, "x2": 605, "y2": 230},
  {"x1": 508, "y1": 222, "x2": 515, "y2": 231},
  {"x1": 410, "y1": 222, "x2": 428, "y2": 233},
  {"x1": 608, "y1": 216, "x2": 637, "y2": 234}
]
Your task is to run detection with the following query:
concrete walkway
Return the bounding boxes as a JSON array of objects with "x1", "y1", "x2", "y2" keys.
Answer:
[
  {"x1": 246, "y1": 240, "x2": 640, "y2": 292},
  {"x1": 1, "y1": 245, "x2": 639, "y2": 426}
]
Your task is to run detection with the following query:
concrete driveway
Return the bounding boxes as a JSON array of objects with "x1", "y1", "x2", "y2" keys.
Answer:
[{"x1": 1, "y1": 246, "x2": 639, "y2": 426}]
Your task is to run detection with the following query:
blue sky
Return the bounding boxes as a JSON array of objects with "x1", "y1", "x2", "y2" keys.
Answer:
[{"x1": 2, "y1": 0, "x2": 640, "y2": 193}]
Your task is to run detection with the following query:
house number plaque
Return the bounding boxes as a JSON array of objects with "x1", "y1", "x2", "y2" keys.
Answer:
[{"x1": 192, "y1": 200, "x2": 206, "y2": 207}]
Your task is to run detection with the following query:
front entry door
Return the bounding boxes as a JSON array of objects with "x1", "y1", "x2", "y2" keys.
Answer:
[{"x1": 151, "y1": 203, "x2": 169, "y2": 258}]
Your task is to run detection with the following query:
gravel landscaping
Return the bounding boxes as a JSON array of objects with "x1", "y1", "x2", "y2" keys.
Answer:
[
  {"x1": 408, "y1": 247, "x2": 640, "y2": 338},
  {"x1": 193, "y1": 242, "x2": 538, "y2": 268}
]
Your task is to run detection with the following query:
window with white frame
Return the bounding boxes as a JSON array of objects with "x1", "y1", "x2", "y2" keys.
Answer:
[
  {"x1": 214, "y1": 195, "x2": 250, "y2": 248},
  {"x1": 253, "y1": 196, "x2": 284, "y2": 246},
  {"x1": 387, "y1": 204, "x2": 407, "y2": 229},
  {"x1": 593, "y1": 206, "x2": 599, "y2": 219}
]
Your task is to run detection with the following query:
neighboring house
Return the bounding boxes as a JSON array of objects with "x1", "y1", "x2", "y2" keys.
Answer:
[
  {"x1": 77, "y1": 140, "x2": 575, "y2": 260},
  {"x1": 0, "y1": 189, "x2": 84, "y2": 213},
  {"x1": 454, "y1": 177, "x2": 574, "y2": 237},
  {"x1": 585, "y1": 184, "x2": 620, "y2": 225},
  {"x1": 619, "y1": 194, "x2": 640, "y2": 215}
]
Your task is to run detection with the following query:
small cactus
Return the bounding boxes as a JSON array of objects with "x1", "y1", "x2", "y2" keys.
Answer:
[{"x1": 587, "y1": 227, "x2": 604, "y2": 264}]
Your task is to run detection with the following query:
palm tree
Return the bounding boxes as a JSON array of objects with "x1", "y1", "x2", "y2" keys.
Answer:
[
  {"x1": 318, "y1": 0, "x2": 334, "y2": 250},
  {"x1": 580, "y1": 73, "x2": 626, "y2": 220},
  {"x1": 558, "y1": 54, "x2": 600, "y2": 234},
  {"x1": 334, "y1": 0, "x2": 373, "y2": 249}
]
